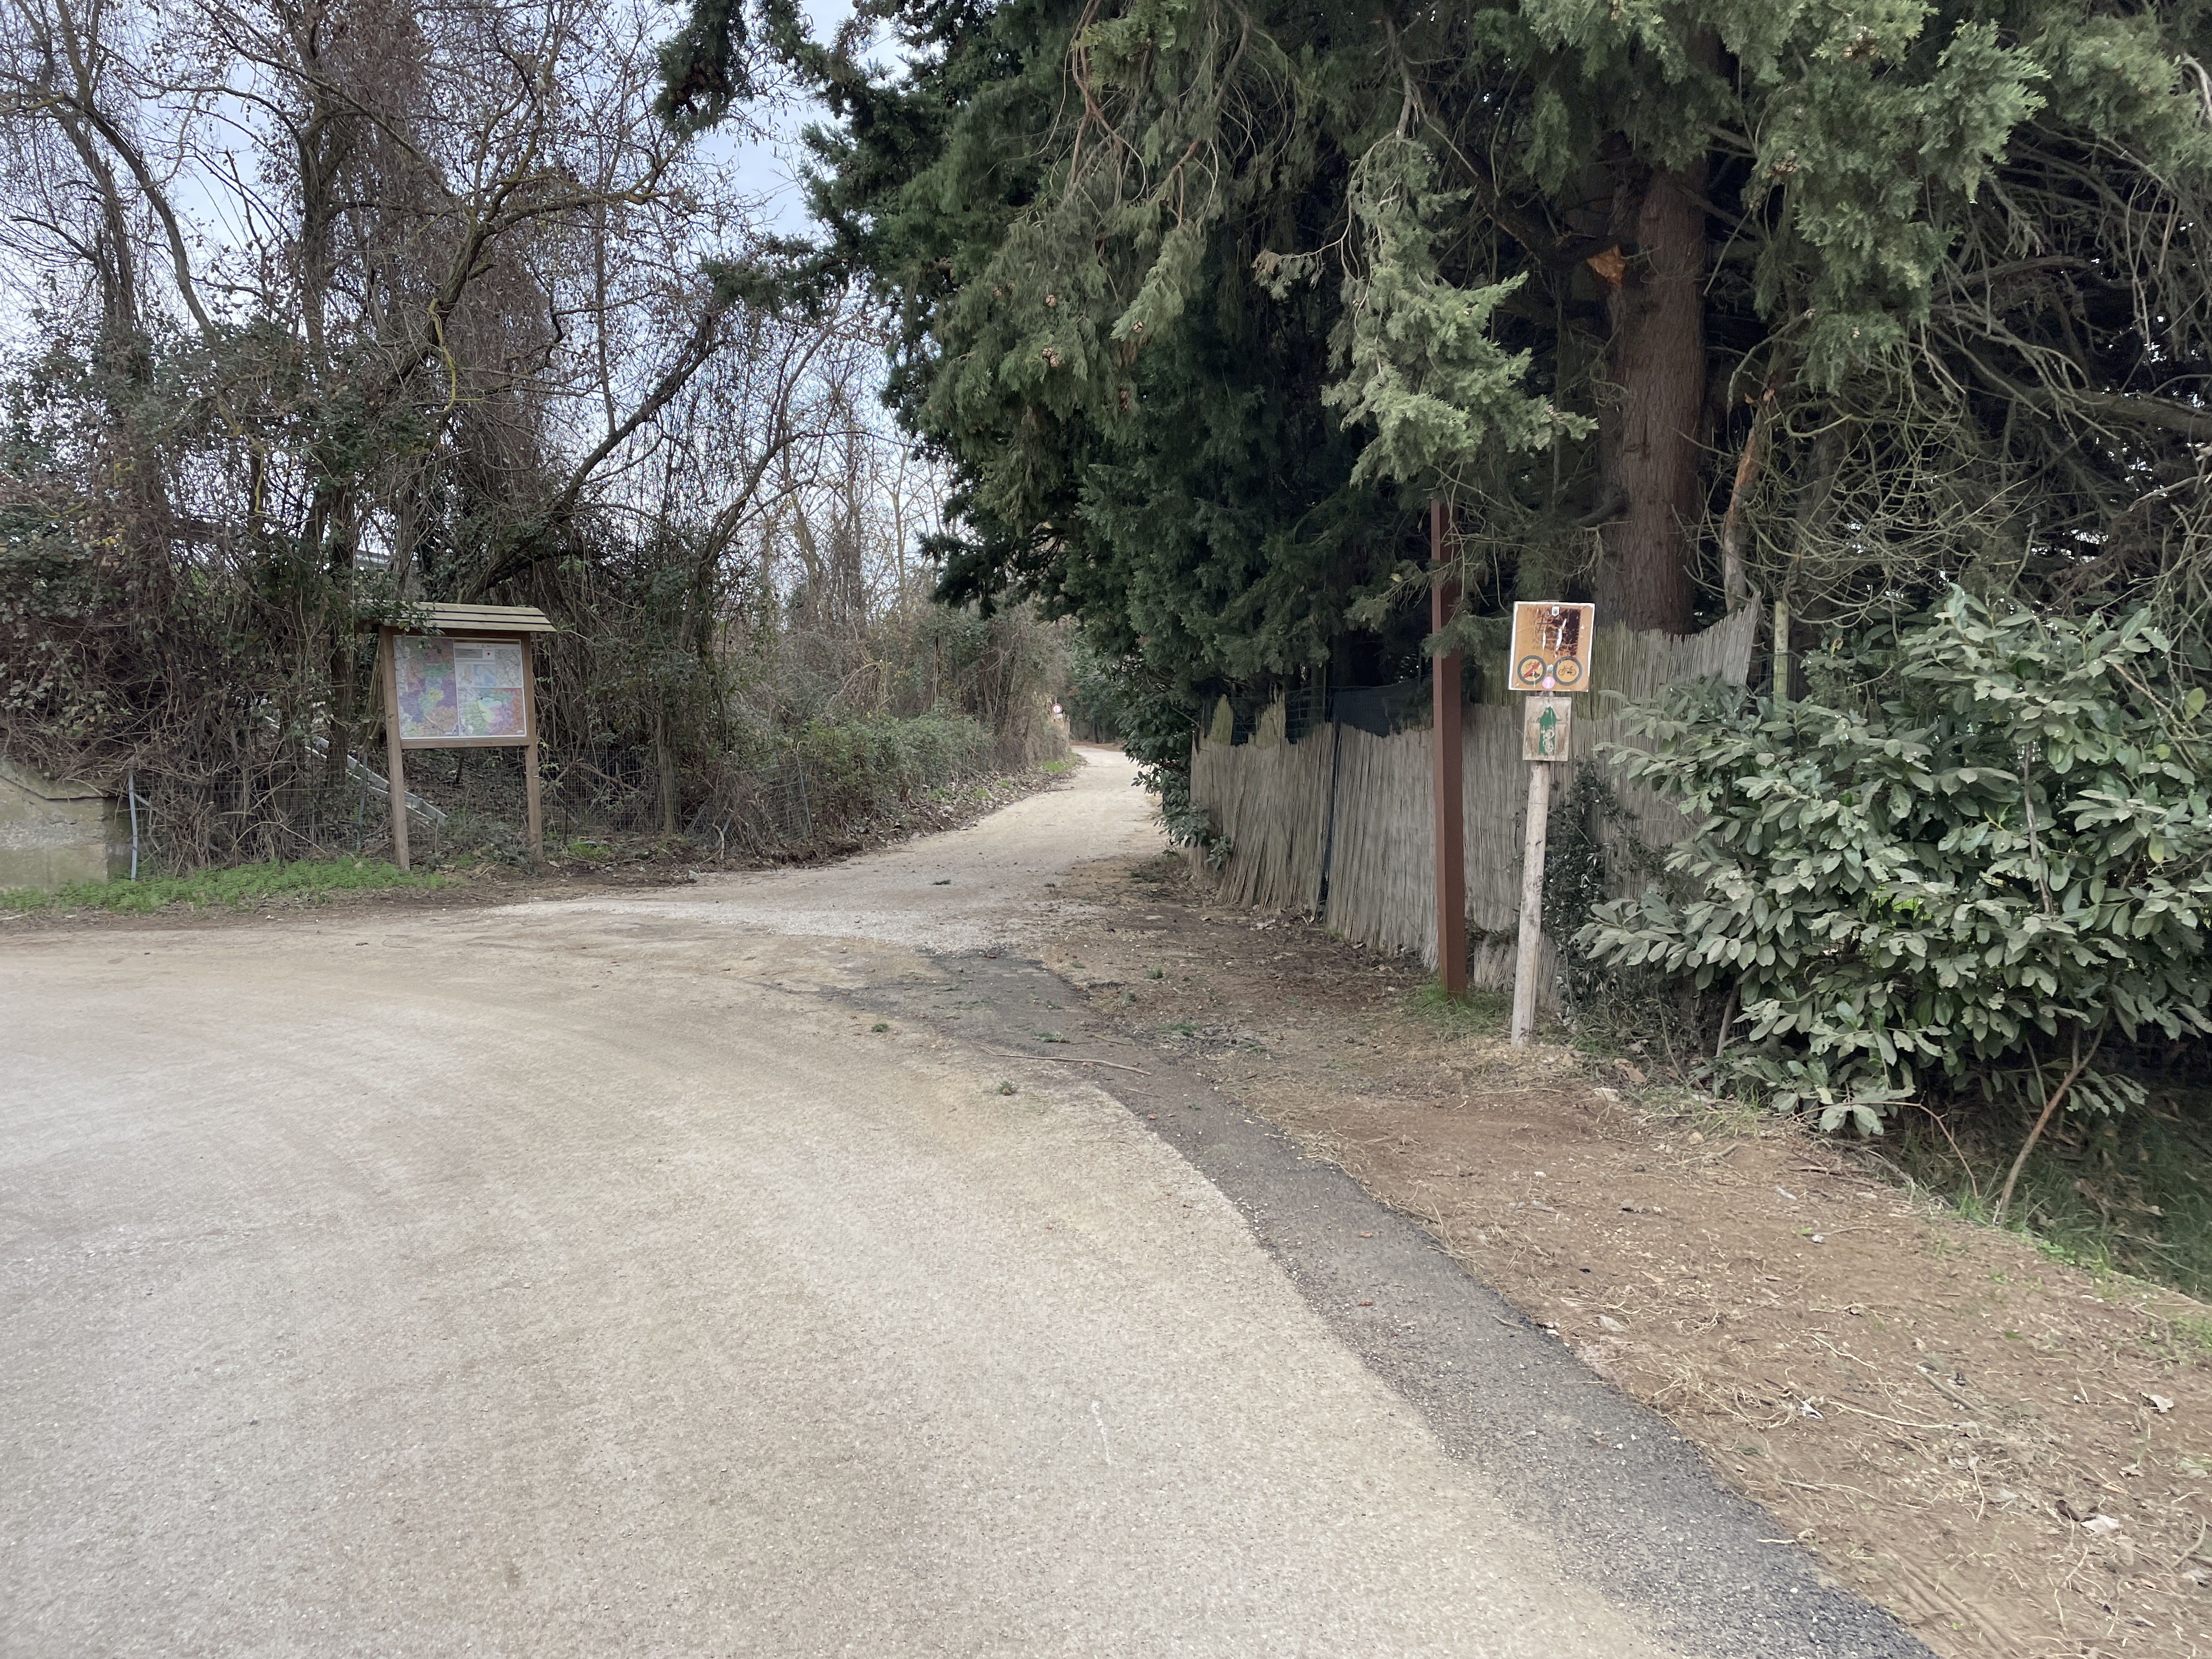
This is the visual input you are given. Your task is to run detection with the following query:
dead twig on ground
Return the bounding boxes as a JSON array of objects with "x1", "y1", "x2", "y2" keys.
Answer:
[{"x1": 980, "y1": 1047, "x2": 1151, "y2": 1075}]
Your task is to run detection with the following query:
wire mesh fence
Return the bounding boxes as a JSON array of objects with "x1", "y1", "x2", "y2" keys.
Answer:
[
  {"x1": 124, "y1": 742, "x2": 921, "y2": 870},
  {"x1": 125, "y1": 744, "x2": 656, "y2": 868},
  {"x1": 685, "y1": 753, "x2": 817, "y2": 855},
  {"x1": 103, "y1": 698, "x2": 1047, "y2": 874}
]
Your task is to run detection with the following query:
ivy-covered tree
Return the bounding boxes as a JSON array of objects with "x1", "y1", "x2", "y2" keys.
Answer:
[{"x1": 676, "y1": 0, "x2": 2212, "y2": 709}]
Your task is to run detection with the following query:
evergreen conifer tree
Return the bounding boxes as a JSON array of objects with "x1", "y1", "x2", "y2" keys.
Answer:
[{"x1": 676, "y1": 1, "x2": 2212, "y2": 708}]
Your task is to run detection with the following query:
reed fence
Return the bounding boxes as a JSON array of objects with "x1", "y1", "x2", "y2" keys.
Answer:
[{"x1": 1188, "y1": 606, "x2": 1762, "y2": 1003}]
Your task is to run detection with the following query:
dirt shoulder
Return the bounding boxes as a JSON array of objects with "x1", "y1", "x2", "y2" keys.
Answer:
[{"x1": 1041, "y1": 848, "x2": 2212, "y2": 1659}]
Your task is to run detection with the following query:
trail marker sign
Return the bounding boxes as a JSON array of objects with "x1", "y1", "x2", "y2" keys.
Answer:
[
  {"x1": 1508, "y1": 601, "x2": 1592, "y2": 1046},
  {"x1": 1522, "y1": 694, "x2": 1573, "y2": 761},
  {"x1": 1510, "y1": 601, "x2": 1595, "y2": 693}
]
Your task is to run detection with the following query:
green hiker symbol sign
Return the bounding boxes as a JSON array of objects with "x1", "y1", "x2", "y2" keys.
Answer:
[{"x1": 1522, "y1": 694, "x2": 1571, "y2": 761}]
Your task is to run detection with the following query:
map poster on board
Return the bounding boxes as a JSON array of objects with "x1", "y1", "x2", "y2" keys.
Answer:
[{"x1": 393, "y1": 635, "x2": 528, "y2": 741}]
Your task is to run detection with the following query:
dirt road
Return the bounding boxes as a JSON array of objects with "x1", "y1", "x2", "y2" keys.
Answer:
[{"x1": 3, "y1": 751, "x2": 1918, "y2": 1657}]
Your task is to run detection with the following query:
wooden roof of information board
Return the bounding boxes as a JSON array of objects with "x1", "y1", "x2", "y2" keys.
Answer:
[{"x1": 402, "y1": 603, "x2": 555, "y2": 634}]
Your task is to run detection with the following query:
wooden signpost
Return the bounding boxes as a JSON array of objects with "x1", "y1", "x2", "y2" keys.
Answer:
[
  {"x1": 375, "y1": 604, "x2": 556, "y2": 871},
  {"x1": 1510, "y1": 602, "x2": 1593, "y2": 1045}
]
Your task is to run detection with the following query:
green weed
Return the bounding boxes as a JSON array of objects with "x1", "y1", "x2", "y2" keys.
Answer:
[
  {"x1": 1406, "y1": 979, "x2": 1513, "y2": 1039},
  {"x1": 2169, "y1": 1315, "x2": 2212, "y2": 1356}
]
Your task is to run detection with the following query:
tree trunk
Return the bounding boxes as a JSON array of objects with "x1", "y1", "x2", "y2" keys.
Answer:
[
  {"x1": 318, "y1": 486, "x2": 357, "y2": 787},
  {"x1": 657, "y1": 712, "x2": 681, "y2": 838},
  {"x1": 1594, "y1": 162, "x2": 1708, "y2": 635}
]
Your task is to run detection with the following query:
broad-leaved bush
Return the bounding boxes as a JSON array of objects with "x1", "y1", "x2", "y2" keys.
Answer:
[{"x1": 1580, "y1": 592, "x2": 2212, "y2": 1133}]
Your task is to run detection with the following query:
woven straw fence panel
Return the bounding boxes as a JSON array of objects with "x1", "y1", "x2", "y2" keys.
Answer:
[
  {"x1": 1190, "y1": 605, "x2": 1760, "y2": 986},
  {"x1": 1188, "y1": 698, "x2": 1340, "y2": 911}
]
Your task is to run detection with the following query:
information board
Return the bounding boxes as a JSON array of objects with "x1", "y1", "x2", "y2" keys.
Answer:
[
  {"x1": 393, "y1": 635, "x2": 528, "y2": 741},
  {"x1": 1510, "y1": 601, "x2": 1596, "y2": 692}
]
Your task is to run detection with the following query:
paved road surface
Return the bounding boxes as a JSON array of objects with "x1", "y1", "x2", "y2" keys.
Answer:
[{"x1": 3, "y1": 751, "x2": 1920, "y2": 1657}]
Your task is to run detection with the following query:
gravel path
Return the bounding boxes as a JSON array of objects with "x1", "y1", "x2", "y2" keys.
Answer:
[{"x1": 1, "y1": 750, "x2": 1905, "y2": 1657}]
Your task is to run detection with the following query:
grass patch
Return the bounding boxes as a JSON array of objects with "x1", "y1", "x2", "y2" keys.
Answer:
[
  {"x1": 2169, "y1": 1312, "x2": 2212, "y2": 1356},
  {"x1": 1900, "y1": 1086, "x2": 2212, "y2": 1301},
  {"x1": 1406, "y1": 979, "x2": 1514, "y2": 1039},
  {"x1": 0, "y1": 857, "x2": 446, "y2": 916}
]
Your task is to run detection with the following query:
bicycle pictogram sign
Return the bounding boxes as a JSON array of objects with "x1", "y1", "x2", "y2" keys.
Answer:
[{"x1": 1509, "y1": 602, "x2": 1595, "y2": 693}]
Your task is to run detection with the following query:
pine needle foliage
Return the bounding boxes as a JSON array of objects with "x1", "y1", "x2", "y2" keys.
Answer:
[{"x1": 732, "y1": 0, "x2": 2212, "y2": 683}]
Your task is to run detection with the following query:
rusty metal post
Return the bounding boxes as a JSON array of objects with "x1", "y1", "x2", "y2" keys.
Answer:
[{"x1": 1431, "y1": 500, "x2": 1467, "y2": 998}]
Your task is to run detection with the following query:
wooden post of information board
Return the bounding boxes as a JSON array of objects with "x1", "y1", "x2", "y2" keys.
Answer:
[
  {"x1": 380, "y1": 625, "x2": 410, "y2": 872},
  {"x1": 521, "y1": 635, "x2": 543, "y2": 864},
  {"x1": 1431, "y1": 499, "x2": 1467, "y2": 999}
]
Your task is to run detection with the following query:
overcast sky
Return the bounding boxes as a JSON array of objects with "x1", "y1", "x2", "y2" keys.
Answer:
[
  {"x1": 693, "y1": 0, "x2": 880, "y2": 237},
  {"x1": 0, "y1": 0, "x2": 881, "y2": 347}
]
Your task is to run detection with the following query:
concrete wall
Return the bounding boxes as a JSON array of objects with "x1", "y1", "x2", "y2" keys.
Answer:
[{"x1": 0, "y1": 758, "x2": 129, "y2": 891}]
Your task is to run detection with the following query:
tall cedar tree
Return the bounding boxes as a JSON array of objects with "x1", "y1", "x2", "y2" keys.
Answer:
[{"x1": 675, "y1": 1, "x2": 2212, "y2": 701}]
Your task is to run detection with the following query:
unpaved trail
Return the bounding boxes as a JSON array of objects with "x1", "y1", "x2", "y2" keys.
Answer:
[
  {"x1": 3, "y1": 750, "x2": 1917, "y2": 1658},
  {"x1": 498, "y1": 746, "x2": 1164, "y2": 950}
]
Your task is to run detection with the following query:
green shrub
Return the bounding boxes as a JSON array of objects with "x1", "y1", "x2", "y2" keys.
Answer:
[
  {"x1": 789, "y1": 713, "x2": 995, "y2": 830},
  {"x1": 1581, "y1": 591, "x2": 2212, "y2": 1148}
]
